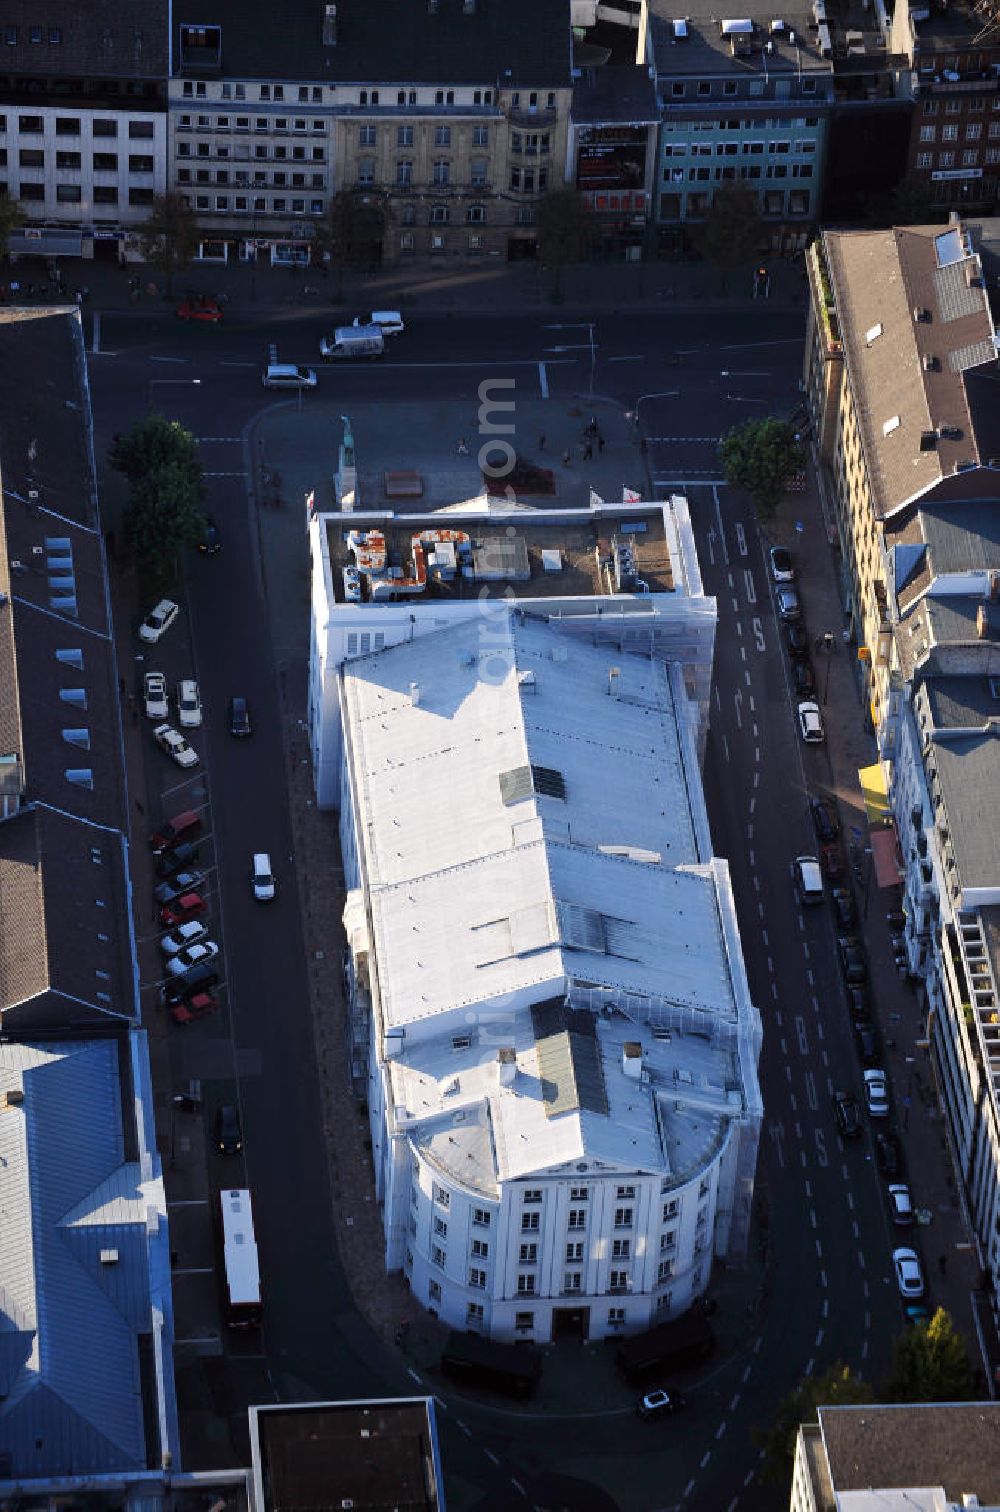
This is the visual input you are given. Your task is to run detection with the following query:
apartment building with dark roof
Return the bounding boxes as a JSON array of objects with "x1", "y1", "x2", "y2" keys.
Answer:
[
  {"x1": 0, "y1": 1, "x2": 168, "y2": 264},
  {"x1": 168, "y1": 0, "x2": 573, "y2": 265}
]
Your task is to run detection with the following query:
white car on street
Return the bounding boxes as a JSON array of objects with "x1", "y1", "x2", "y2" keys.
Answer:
[
  {"x1": 139, "y1": 598, "x2": 179, "y2": 643},
  {"x1": 888, "y1": 1183, "x2": 914, "y2": 1226},
  {"x1": 177, "y1": 678, "x2": 203, "y2": 728},
  {"x1": 797, "y1": 701, "x2": 825, "y2": 744},
  {"x1": 893, "y1": 1247, "x2": 925, "y2": 1299},
  {"x1": 863, "y1": 1068, "x2": 889, "y2": 1118},
  {"x1": 154, "y1": 723, "x2": 199, "y2": 769},
  {"x1": 165, "y1": 940, "x2": 220, "y2": 977},
  {"x1": 143, "y1": 671, "x2": 168, "y2": 720}
]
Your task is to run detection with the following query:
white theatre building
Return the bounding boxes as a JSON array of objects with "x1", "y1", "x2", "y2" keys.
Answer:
[{"x1": 326, "y1": 503, "x2": 763, "y2": 1339}]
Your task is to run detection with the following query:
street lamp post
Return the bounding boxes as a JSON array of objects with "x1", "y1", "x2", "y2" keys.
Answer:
[{"x1": 819, "y1": 629, "x2": 836, "y2": 705}]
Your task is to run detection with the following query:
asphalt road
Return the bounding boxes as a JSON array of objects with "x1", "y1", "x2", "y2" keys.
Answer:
[{"x1": 90, "y1": 305, "x2": 912, "y2": 1510}]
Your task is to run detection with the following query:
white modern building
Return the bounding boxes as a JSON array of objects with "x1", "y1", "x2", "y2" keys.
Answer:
[
  {"x1": 335, "y1": 605, "x2": 762, "y2": 1343},
  {"x1": 308, "y1": 496, "x2": 719, "y2": 809}
]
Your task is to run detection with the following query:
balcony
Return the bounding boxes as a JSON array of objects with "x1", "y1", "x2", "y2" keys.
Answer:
[{"x1": 508, "y1": 106, "x2": 557, "y2": 127}]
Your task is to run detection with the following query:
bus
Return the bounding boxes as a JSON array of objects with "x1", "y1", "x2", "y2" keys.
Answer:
[
  {"x1": 440, "y1": 1331, "x2": 542, "y2": 1399},
  {"x1": 219, "y1": 1188, "x2": 261, "y2": 1329}
]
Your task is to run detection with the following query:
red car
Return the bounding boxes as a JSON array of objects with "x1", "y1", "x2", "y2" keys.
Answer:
[
  {"x1": 170, "y1": 990, "x2": 219, "y2": 1025},
  {"x1": 159, "y1": 891, "x2": 207, "y2": 928},
  {"x1": 176, "y1": 296, "x2": 223, "y2": 324},
  {"x1": 820, "y1": 842, "x2": 845, "y2": 880}
]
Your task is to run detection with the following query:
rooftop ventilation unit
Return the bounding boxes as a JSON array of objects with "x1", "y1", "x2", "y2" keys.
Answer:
[
  {"x1": 919, "y1": 430, "x2": 937, "y2": 451},
  {"x1": 673, "y1": 17, "x2": 689, "y2": 37},
  {"x1": 913, "y1": 306, "x2": 930, "y2": 323},
  {"x1": 922, "y1": 353, "x2": 938, "y2": 371}
]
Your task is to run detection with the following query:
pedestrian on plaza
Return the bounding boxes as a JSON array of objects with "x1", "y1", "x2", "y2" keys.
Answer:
[
  {"x1": 639, "y1": 436, "x2": 648, "y2": 455},
  {"x1": 457, "y1": 437, "x2": 470, "y2": 456},
  {"x1": 583, "y1": 440, "x2": 593, "y2": 462},
  {"x1": 538, "y1": 433, "x2": 546, "y2": 451},
  {"x1": 562, "y1": 449, "x2": 571, "y2": 467},
  {"x1": 135, "y1": 799, "x2": 144, "y2": 815},
  {"x1": 119, "y1": 677, "x2": 126, "y2": 699},
  {"x1": 597, "y1": 433, "x2": 605, "y2": 454},
  {"x1": 587, "y1": 414, "x2": 598, "y2": 437}
]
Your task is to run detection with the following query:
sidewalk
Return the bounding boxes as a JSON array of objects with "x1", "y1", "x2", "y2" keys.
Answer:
[
  {"x1": 770, "y1": 468, "x2": 998, "y2": 1392},
  {"x1": 21, "y1": 248, "x2": 809, "y2": 321}
]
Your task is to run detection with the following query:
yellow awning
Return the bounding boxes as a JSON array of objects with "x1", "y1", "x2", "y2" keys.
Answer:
[{"x1": 858, "y1": 762, "x2": 890, "y2": 824}]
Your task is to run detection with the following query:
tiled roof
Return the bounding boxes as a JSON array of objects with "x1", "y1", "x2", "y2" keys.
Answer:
[
  {"x1": 825, "y1": 223, "x2": 998, "y2": 519},
  {"x1": 0, "y1": 0, "x2": 168, "y2": 79},
  {"x1": 171, "y1": 0, "x2": 573, "y2": 87},
  {"x1": 0, "y1": 1039, "x2": 168, "y2": 1478}
]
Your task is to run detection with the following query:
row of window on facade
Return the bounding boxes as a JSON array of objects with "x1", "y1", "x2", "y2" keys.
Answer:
[
  {"x1": 2, "y1": 149, "x2": 155, "y2": 172},
  {"x1": 178, "y1": 142, "x2": 326, "y2": 164},
  {"x1": 1, "y1": 180, "x2": 153, "y2": 204},
  {"x1": 663, "y1": 116, "x2": 823, "y2": 133},
  {"x1": 0, "y1": 115, "x2": 155, "y2": 138},
  {"x1": 663, "y1": 76, "x2": 820, "y2": 99},
  {"x1": 2, "y1": 23, "x2": 62, "y2": 44},
  {"x1": 918, "y1": 121, "x2": 1000, "y2": 142},
  {"x1": 665, "y1": 163, "x2": 815, "y2": 183},
  {"x1": 430, "y1": 1289, "x2": 664, "y2": 1332},
  {"x1": 922, "y1": 96, "x2": 1000, "y2": 115},
  {"x1": 916, "y1": 147, "x2": 1000, "y2": 167},
  {"x1": 181, "y1": 80, "x2": 556, "y2": 110},
  {"x1": 660, "y1": 188, "x2": 812, "y2": 216},
  {"x1": 663, "y1": 138, "x2": 818, "y2": 157}
]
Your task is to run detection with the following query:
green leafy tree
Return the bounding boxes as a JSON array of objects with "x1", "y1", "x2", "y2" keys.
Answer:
[
  {"x1": 882, "y1": 1308, "x2": 975, "y2": 1403},
  {"x1": 755, "y1": 1363, "x2": 872, "y2": 1487},
  {"x1": 0, "y1": 194, "x2": 26, "y2": 261},
  {"x1": 311, "y1": 191, "x2": 386, "y2": 297},
  {"x1": 536, "y1": 189, "x2": 594, "y2": 300},
  {"x1": 719, "y1": 416, "x2": 804, "y2": 522},
  {"x1": 692, "y1": 184, "x2": 764, "y2": 289},
  {"x1": 109, "y1": 415, "x2": 205, "y2": 583},
  {"x1": 138, "y1": 192, "x2": 200, "y2": 295},
  {"x1": 865, "y1": 174, "x2": 944, "y2": 230}
]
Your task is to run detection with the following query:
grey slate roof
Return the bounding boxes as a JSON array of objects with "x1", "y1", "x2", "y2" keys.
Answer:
[
  {"x1": 571, "y1": 65, "x2": 658, "y2": 125},
  {"x1": 924, "y1": 678, "x2": 1000, "y2": 892},
  {"x1": 0, "y1": 1039, "x2": 167, "y2": 1478},
  {"x1": 0, "y1": 0, "x2": 168, "y2": 78},
  {"x1": 818, "y1": 1403, "x2": 1000, "y2": 1504},
  {"x1": 920, "y1": 497, "x2": 1000, "y2": 576},
  {"x1": 171, "y1": 0, "x2": 573, "y2": 87}
]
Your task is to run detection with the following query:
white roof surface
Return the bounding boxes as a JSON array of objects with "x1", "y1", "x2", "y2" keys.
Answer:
[{"x1": 342, "y1": 612, "x2": 755, "y2": 1188}]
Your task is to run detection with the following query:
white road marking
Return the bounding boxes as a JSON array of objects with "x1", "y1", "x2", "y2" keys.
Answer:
[
  {"x1": 171, "y1": 1266, "x2": 215, "y2": 1276},
  {"x1": 730, "y1": 1393, "x2": 741, "y2": 1411},
  {"x1": 815, "y1": 1327, "x2": 824, "y2": 1347},
  {"x1": 538, "y1": 361, "x2": 549, "y2": 398},
  {"x1": 511, "y1": 1478, "x2": 527, "y2": 1496},
  {"x1": 167, "y1": 1198, "x2": 210, "y2": 1207},
  {"x1": 804, "y1": 1071, "x2": 819, "y2": 1111},
  {"x1": 700, "y1": 1450, "x2": 712, "y2": 1469},
  {"x1": 809, "y1": 1208, "x2": 817, "y2": 1229},
  {"x1": 743, "y1": 568, "x2": 757, "y2": 604},
  {"x1": 820, "y1": 1269, "x2": 828, "y2": 1288},
  {"x1": 715, "y1": 1422, "x2": 727, "y2": 1440},
  {"x1": 485, "y1": 1449, "x2": 500, "y2": 1465}
]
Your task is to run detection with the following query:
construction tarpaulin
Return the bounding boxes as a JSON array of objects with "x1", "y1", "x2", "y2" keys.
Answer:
[
  {"x1": 858, "y1": 762, "x2": 890, "y2": 825},
  {"x1": 870, "y1": 825, "x2": 904, "y2": 888}
]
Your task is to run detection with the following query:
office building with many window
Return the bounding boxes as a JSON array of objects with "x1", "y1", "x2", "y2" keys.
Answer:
[{"x1": 0, "y1": 0, "x2": 168, "y2": 264}]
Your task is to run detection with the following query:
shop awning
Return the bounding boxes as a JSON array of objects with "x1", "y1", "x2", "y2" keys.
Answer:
[
  {"x1": 9, "y1": 227, "x2": 84, "y2": 258},
  {"x1": 858, "y1": 762, "x2": 890, "y2": 825},
  {"x1": 871, "y1": 825, "x2": 904, "y2": 888}
]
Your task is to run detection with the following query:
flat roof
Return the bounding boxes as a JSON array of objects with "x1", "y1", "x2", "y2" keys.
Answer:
[
  {"x1": 648, "y1": 0, "x2": 833, "y2": 78},
  {"x1": 325, "y1": 507, "x2": 674, "y2": 606},
  {"x1": 250, "y1": 1398, "x2": 444, "y2": 1512},
  {"x1": 818, "y1": 1403, "x2": 1000, "y2": 1504}
]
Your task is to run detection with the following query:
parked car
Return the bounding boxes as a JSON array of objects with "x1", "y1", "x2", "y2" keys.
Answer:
[
  {"x1": 176, "y1": 295, "x2": 223, "y2": 323},
  {"x1": 797, "y1": 701, "x2": 825, "y2": 744},
  {"x1": 776, "y1": 585, "x2": 801, "y2": 621},
  {"x1": 785, "y1": 622, "x2": 810, "y2": 660},
  {"x1": 143, "y1": 671, "x2": 168, "y2": 720},
  {"x1": 154, "y1": 869, "x2": 206, "y2": 905},
  {"x1": 159, "y1": 891, "x2": 207, "y2": 928},
  {"x1": 875, "y1": 1131, "x2": 902, "y2": 1177},
  {"x1": 162, "y1": 960, "x2": 218, "y2": 1004},
  {"x1": 792, "y1": 659, "x2": 816, "y2": 696},
  {"x1": 151, "y1": 810, "x2": 202, "y2": 855},
  {"x1": 838, "y1": 935, "x2": 868, "y2": 984},
  {"x1": 847, "y1": 982, "x2": 870, "y2": 1018},
  {"x1": 228, "y1": 695, "x2": 252, "y2": 737},
  {"x1": 156, "y1": 841, "x2": 201, "y2": 879},
  {"x1": 831, "y1": 886, "x2": 856, "y2": 929},
  {"x1": 139, "y1": 598, "x2": 179, "y2": 644},
  {"x1": 356, "y1": 309, "x2": 405, "y2": 336},
  {"x1": 769, "y1": 545, "x2": 795, "y2": 582},
  {"x1": 215, "y1": 1103, "x2": 243, "y2": 1155},
  {"x1": 863, "y1": 1068, "x2": 889, "y2": 1119},
  {"x1": 856, "y1": 1023, "x2": 880, "y2": 1066},
  {"x1": 177, "y1": 679, "x2": 202, "y2": 728},
  {"x1": 165, "y1": 940, "x2": 220, "y2": 977},
  {"x1": 197, "y1": 514, "x2": 222, "y2": 554},
  {"x1": 160, "y1": 919, "x2": 209, "y2": 957},
  {"x1": 252, "y1": 851, "x2": 276, "y2": 902},
  {"x1": 888, "y1": 1183, "x2": 914, "y2": 1227},
  {"x1": 833, "y1": 1091, "x2": 862, "y2": 1139},
  {"x1": 810, "y1": 796, "x2": 840, "y2": 844},
  {"x1": 261, "y1": 362, "x2": 317, "y2": 390},
  {"x1": 893, "y1": 1247, "x2": 925, "y2": 1299},
  {"x1": 820, "y1": 843, "x2": 844, "y2": 880},
  {"x1": 170, "y1": 989, "x2": 220, "y2": 1025},
  {"x1": 637, "y1": 1386, "x2": 686, "y2": 1419},
  {"x1": 154, "y1": 722, "x2": 199, "y2": 769}
]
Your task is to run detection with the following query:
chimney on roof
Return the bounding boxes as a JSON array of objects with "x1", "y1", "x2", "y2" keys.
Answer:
[
  {"x1": 498, "y1": 1047, "x2": 517, "y2": 1086},
  {"x1": 622, "y1": 1042, "x2": 643, "y2": 1080},
  {"x1": 608, "y1": 666, "x2": 621, "y2": 698},
  {"x1": 409, "y1": 681, "x2": 421, "y2": 707},
  {"x1": 322, "y1": 2, "x2": 337, "y2": 44},
  {"x1": 4, "y1": 1089, "x2": 24, "y2": 1108},
  {"x1": 977, "y1": 600, "x2": 1000, "y2": 638}
]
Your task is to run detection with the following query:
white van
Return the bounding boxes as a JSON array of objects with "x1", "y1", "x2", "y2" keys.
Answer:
[
  {"x1": 252, "y1": 852, "x2": 275, "y2": 902},
  {"x1": 320, "y1": 325, "x2": 384, "y2": 360},
  {"x1": 262, "y1": 363, "x2": 317, "y2": 390}
]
